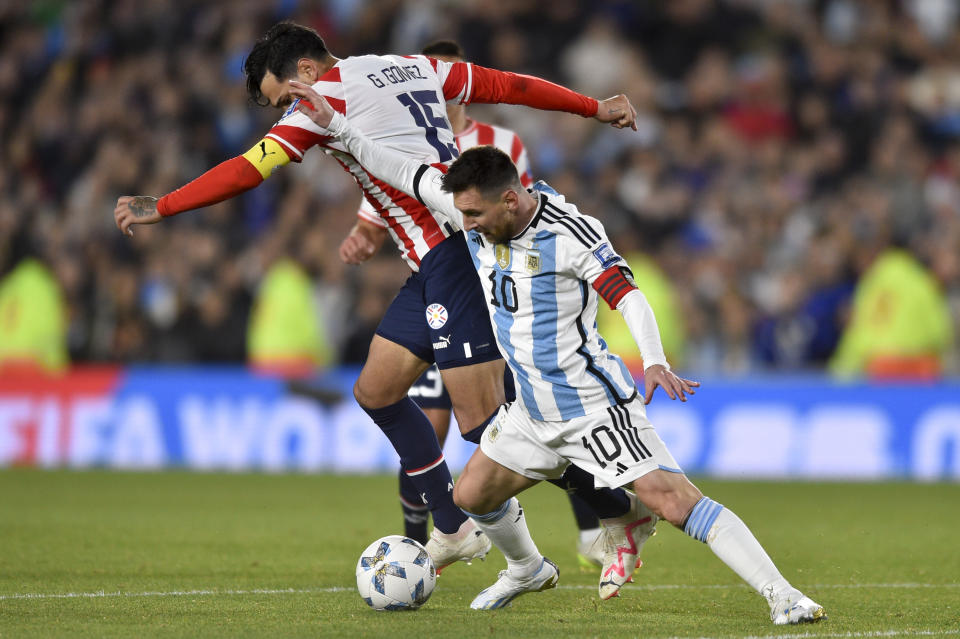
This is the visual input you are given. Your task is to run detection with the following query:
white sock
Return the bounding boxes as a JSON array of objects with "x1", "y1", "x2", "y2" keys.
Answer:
[
  {"x1": 466, "y1": 498, "x2": 541, "y2": 578},
  {"x1": 685, "y1": 497, "x2": 794, "y2": 603}
]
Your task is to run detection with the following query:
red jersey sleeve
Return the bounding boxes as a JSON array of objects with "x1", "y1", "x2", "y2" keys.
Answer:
[
  {"x1": 157, "y1": 156, "x2": 263, "y2": 217},
  {"x1": 443, "y1": 62, "x2": 598, "y2": 118}
]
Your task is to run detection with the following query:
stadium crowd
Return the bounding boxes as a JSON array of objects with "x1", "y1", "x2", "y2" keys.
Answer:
[{"x1": 1, "y1": 0, "x2": 957, "y2": 376}]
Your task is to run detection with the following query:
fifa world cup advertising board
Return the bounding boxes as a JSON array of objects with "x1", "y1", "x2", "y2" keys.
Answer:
[{"x1": 1, "y1": 366, "x2": 958, "y2": 480}]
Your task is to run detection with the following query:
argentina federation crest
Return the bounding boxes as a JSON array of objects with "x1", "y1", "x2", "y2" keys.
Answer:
[
  {"x1": 495, "y1": 244, "x2": 511, "y2": 269},
  {"x1": 525, "y1": 249, "x2": 541, "y2": 274}
]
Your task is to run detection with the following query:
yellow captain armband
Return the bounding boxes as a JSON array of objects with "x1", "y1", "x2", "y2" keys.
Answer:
[{"x1": 242, "y1": 137, "x2": 291, "y2": 179}]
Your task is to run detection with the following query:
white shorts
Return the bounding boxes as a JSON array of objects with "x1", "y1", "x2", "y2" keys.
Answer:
[{"x1": 479, "y1": 397, "x2": 682, "y2": 489}]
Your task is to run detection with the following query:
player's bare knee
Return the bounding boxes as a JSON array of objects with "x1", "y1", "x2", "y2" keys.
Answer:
[
  {"x1": 453, "y1": 478, "x2": 497, "y2": 515},
  {"x1": 353, "y1": 377, "x2": 398, "y2": 409},
  {"x1": 352, "y1": 379, "x2": 376, "y2": 408},
  {"x1": 452, "y1": 481, "x2": 480, "y2": 513}
]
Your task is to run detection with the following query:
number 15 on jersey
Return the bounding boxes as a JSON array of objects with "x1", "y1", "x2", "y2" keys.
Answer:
[{"x1": 396, "y1": 90, "x2": 459, "y2": 163}]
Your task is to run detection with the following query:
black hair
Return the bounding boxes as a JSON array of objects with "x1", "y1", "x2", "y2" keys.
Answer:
[
  {"x1": 441, "y1": 146, "x2": 522, "y2": 199},
  {"x1": 421, "y1": 40, "x2": 465, "y2": 59},
  {"x1": 244, "y1": 21, "x2": 329, "y2": 106}
]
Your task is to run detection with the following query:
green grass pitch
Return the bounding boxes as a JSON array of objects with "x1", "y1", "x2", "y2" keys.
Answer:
[{"x1": 1, "y1": 470, "x2": 958, "y2": 638}]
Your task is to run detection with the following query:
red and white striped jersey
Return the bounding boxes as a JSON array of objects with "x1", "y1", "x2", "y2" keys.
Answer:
[
  {"x1": 456, "y1": 118, "x2": 533, "y2": 188},
  {"x1": 266, "y1": 54, "x2": 481, "y2": 271},
  {"x1": 155, "y1": 53, "x2": 596, "y2": 241},
  {"x1": 357, "y1": 117, "x2": 533, "y2": 238}
]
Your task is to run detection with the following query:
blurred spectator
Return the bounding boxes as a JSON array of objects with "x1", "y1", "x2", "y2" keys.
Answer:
[
  {"x1": 0, "y1": 258, "x2": 68, "y2": 373},
  {"x1": 339, "y1": 256, "x2": 408, "y2": 365},
  {"x1": 753, "y1": 233, "x2": 855, "y2": 370},
  {"x1": 830, "y1": 247, "x2": 954, "y2": 379},
  {"x1": 247, "y1": 258, "x2": 331, "y2": 376}
]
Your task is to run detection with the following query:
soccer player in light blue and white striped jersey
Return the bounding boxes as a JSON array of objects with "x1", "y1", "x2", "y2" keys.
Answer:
[{"x1": 289, "y1": 81, "x2": 826, "y2": 624}]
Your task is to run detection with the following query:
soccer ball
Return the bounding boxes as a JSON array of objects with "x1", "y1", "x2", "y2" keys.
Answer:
[{"x1": 355, "y1": 535, "x2": 436, "y2": 611}]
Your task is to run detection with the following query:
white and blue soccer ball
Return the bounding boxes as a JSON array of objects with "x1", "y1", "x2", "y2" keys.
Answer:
[{"x1": 355, "y1": 535, "x2": 436, "y2": 611}]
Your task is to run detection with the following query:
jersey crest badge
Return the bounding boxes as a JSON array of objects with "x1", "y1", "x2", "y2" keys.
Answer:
[
  {"x1": 281, "y1": 98, "x2": 301, "y2": 120},
  {"x1": 525, "y1": 250, "x2": 541, "y2": 274},
  {"x1": 495, "y1": 244, "x2": 511, "y2": 269},
  {"x1": 425, "y1": 303, "x2": 448, "y2": 329},
  {"x1": 592, "y1": 243, "x2": 620, "y2": 269}
]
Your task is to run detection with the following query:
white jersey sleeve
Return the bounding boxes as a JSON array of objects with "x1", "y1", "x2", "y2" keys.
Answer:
[
  {"x1": 327, "y1": 111, "x2": 462, "y2": 230},
  {"x1": 560, "y1": 213, "x2": 627, "y2": 283},
  {"x1": 618, "y1": 290, "x2": 669, "y2": 370},
  {"x1": 559, "y1": 219, "x2": 668, "y2": 370}
]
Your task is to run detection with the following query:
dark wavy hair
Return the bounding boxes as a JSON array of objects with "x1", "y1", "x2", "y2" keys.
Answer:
[
  {"x1": 243, "y1": 21, "x2": 329, "y2": 106},
  {"x1": 442, "y1": 146, "x2": 521, "y2": 199}
]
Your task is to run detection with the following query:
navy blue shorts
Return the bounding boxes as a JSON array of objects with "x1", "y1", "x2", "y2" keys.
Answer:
[{"x1": 376, "y1": 232, "x2": 501, "y2": 370}]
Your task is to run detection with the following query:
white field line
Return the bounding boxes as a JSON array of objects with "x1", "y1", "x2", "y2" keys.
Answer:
[
  {"x1": 558, "y1": 582, "x2": 960, "y2": 591},
  {"x1": 664, "y1": 631, "x2": 960, "y2": 639},
  {"x1": 1, "y1": 581, "x2": 957, "y2": 601},
  {"x1": 0, "y1": 587, "x2": 351, "y2": 601}
]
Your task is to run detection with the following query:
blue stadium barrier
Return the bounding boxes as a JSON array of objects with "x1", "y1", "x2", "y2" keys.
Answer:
[{"x1": 1, "y1": 366, "x2": 957, "y2": 480}]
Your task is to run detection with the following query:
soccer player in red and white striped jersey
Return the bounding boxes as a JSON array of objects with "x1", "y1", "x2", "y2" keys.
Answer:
[
  {"x1": 348, "y1": 40, "x2": 606, "y2": 568},
  {"x1": 114, "y1": 22, "x2": 640, "y2": 570}
]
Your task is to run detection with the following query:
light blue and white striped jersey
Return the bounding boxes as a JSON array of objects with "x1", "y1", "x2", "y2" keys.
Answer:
[
  {"x1": 462, "y1": 184, "x2": 638, "y2": 420},
  {"x1": 333, "y1": 114, "x2": 640, "y2": 420}
]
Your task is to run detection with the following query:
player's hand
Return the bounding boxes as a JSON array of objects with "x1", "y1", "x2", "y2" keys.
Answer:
[
  {"x1": 643, "y1": 364, "x2": 700, "y2": 405},
  {"x1": 339, "y1": 231, "x2": 377, "y2": 264},
  {"x1": 114, "y1": 195, "x2": 161, "y2": 236},
  {"x1": 594, "y1": 94, "x2": 638, "y2": 131},
  {"x1": 288, "y1": 80, "x2": 336, "y2": 129}
]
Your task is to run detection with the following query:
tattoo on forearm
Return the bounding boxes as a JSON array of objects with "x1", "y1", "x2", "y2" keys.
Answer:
[{"x1": 129, "y1": 196, "x2": 158, "y2": 218}]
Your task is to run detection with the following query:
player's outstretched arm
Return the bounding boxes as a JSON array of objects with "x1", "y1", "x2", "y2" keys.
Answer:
[
  {"x1": 113, "y1": 129, "x2": 292, "y2": 237},
  {"x1": 114, "y1": 196, "x2": 161, "y2": 236},
  {"x1": 453, "y1": 64, "x2": 638, "y2": 131},
  {"x1": 288, "y1": 81, "x2": 458, "y2": 221},
  {"x1": 614, "y1": 287, "x2": 700, "y2": 403}
]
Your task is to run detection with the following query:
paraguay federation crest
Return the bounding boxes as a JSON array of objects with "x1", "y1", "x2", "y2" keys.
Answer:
[{"x1": 425, "y1": 303, "x2": 448, "y2": 329}]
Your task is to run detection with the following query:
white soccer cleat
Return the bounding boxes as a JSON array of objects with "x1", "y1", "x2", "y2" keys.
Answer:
[
  {"x1": 770, "y1": 591, "x2": 827, "y2": 625},
  {"x1": 425, "y1": 518, "x2": 491, "y2": 572},
  {"x1": 470, "y1": 557, "x2": 559, "y2": 610},
  {"x1": 598, "y1": 494, "x2": 658, "y2": 600}
]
